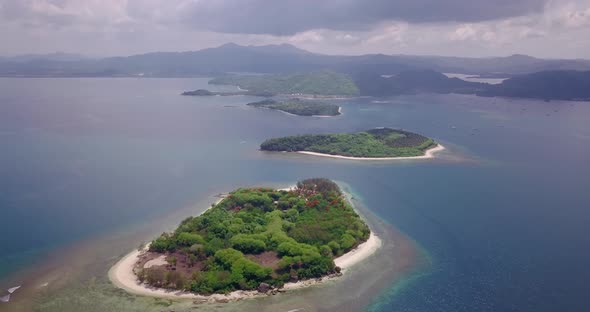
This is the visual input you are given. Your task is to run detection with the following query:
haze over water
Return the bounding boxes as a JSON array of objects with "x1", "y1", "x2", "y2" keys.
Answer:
[{"x1": 0, "y1": 78, "x2": 589, "y2": 311}]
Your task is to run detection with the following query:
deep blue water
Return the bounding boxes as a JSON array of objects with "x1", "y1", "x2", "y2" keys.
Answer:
[{"x1": 0, "y1": 78, "x2": 589, "y2": 311}]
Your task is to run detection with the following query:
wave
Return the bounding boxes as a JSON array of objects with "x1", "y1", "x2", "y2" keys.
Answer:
[
  {"x1": 0, "y1": 286, "x2": 21, "y2": 303},
  {"x1": 0, "y1": 294, "x2": 9, "y2": 303},
  {"x1": 8, "y1": 286, "x2": 21, "y2": 293}
]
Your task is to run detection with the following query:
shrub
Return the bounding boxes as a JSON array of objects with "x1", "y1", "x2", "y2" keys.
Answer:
[
  {"x1": 146, "y1": 179, "x2": 371, "y2": 294},
  {"x1": 340, "y1": 233, "x2": 356, "y2": 250},
  {"x1": 230, "y1": 234, "x2": 267, "y2": 254},
  {"x1": 177, "y1": 232, "x2": 204, "y2": 246}
]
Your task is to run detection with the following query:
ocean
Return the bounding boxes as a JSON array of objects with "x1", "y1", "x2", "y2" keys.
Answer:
[{"x1": 0, "y1": 78, "x2": 588, "y2": 311}]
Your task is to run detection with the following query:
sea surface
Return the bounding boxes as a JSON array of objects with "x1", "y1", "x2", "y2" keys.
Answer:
[{"x1": 0, "y1": 78, "x2": 589, "y2": 311}]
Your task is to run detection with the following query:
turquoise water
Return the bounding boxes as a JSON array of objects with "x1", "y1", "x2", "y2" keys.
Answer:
[{"x1": 0, "y1": 78, "x2": 589, "y2": 311}]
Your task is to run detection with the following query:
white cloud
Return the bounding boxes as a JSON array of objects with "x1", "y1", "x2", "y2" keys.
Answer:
[
  {"x1": 550, "y1": 2, "x2": 590, "y2": 28},
  {"x1": 288, "y1": 31, "x2": 324, "y2": 44},
  {"x1": 0, "y1": 0, "x2": 589, "y2": 58},
  {"x1": 366, "y1": 23, "x2": 408, "y2": 45},
  {"x1": 449, "y1": 24, "x2": 478, "y2": 41}
]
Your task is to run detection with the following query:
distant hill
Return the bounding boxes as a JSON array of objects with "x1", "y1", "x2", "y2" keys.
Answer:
[
  {"x1": 0, "y1": 52, "x2": 88, "y2": 63},
  {"x1": 352, "y1": 69, "x2": 485, "y2": 96},
  {"x1": 478, "y1": 70, "x2": 590, "y2": 101},
  {"x1": 0, "y1": 44, "x2": 333, "y2": 77},
  {"x1": 2, "y1": 43, "x2": 590, "y2": 77},
  {"x1": 351, "y1": 69, "x2": 590, "y2": 101},
  {"x1": 210, "y1": 70, "x2": 360, "y2": 96},
  {"x1": 407, "y1": 54, "x2": 590, "y2": 76}
]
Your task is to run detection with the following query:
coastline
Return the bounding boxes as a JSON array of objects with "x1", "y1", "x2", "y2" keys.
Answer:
[
  {"x1": 311, "y1": 106, "x2": 343, "y2": 118},
  {"x1": 254, "y1": 106, "x2": 342, "y2": 118},
  {"x1": 296, "y1": 144, "x2": 445, "y2": 161},
  {"x1": 108, "y1": 189, "x2": 382, "y2": 303}
]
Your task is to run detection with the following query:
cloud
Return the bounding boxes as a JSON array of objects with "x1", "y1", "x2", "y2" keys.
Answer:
[
  {"x1": 0, "y1": 0, "x2": 588, "y2": 59},
  {"x1": 550, "y1": 2, "x2": 590, "y2": 28},
  {"x1": 288, "y1": 31, "x2": 325, "y2": 44},
  {"x1": 181, "y1": 0, "x2": 548, "y2": 35},
  {"x1": 0, "y1": 0, "x2": 133, "y2": 28},
  {"x1": 449, "y1": 24, "x2": 478, "y2": 41}
]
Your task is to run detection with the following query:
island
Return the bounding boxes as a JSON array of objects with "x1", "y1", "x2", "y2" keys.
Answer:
[
  {"x1": 246, "y1": 99, "x2": 341, "y2": 116},
  {"x1": 181, "y1": 89, "x2": 275, "y2": 97},
  {"x1": 260, "y1": 128, "x2": 443, "y2": 159},
  {"x1": 109, "y1": 178, "x2": 381, "y2": 301},
  {"x1": 208, "y1": 70, "x2": 360, "y2": 97}
]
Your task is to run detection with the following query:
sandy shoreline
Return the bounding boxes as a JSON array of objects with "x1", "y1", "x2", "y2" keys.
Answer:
[
  {"x1": 261, "y1": 106, "x2": 341, "y2": 118},
  {"x1": 109, "y1": 233, "x2": 381, "y2": 302},
  {"x1": 297, "y1": 143, "x2": 445, "y2": 160},
  {"x1": 108, "y1": 191, "x2": 382, "y2": 302}
]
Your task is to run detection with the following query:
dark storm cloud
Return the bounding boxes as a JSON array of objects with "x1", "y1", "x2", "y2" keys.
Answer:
[{"x1": 184, "y1": 0, "x2": 548, "y2": 35}]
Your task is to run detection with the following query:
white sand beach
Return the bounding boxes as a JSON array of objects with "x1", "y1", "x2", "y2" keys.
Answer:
[
  {"x1": 297, "y1": 144, "x2": 445, "y2": 160},
  {"x1": 334, "y1": 232, "x2": 381, "y2": 270},
  {"x1": 108, "y1": 230, "x2": 381, "y2": 302}
]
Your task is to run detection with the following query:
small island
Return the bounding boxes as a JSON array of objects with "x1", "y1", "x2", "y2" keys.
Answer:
[
  {"x1": 247, "y1": 99, "x2": 341, "y2": 117},
  {"x1": 110, "y1": 179, "x2": 380, "y2": 301},
  {"x1": 260, "y1": 128, "x2": 443, "y2": 159},
  {"x1": 181, "y1": 89, "x2": 275, "y2": 97}
]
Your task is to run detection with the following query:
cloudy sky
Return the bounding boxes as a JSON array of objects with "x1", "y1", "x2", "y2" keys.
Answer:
[{"x1": 1, "y1": 0, "x2": 589, "y2": 58}]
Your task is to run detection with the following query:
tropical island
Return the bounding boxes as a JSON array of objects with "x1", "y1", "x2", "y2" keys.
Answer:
[
  {"x1": 181, "y1": 89, "x2": 275, "y2": 97},
  {"x1": 247, "y1": 99, "x2": 341, "y2": 116},
  {"x1": 209, "y1": 70, "x2": 360, "y2": 97},
  {"x1": 110, "y1": 179, "x2": 381, "y2": 300},
  {"x1": 260, "y1": 128, "x2": 443, "y2": 159}
]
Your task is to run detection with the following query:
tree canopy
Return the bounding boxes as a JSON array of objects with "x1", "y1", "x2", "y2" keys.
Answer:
[
  {"x1": 261, "y1": 128, "x2": 436, "y2": 158},
  {"x1": 247, "y1": 99, "x2": 341, "y2": 116},
  {"x1": 141, "y1": 178, "x2": 370, "y2": 294}
]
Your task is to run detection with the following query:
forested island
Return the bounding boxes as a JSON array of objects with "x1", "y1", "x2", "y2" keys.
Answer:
[
  {"x1": 247, "y1": 99, "x2": 341, "y2": 116},
  {"x1": 209, "y1": 70, "x2": 360, "y2": 97},
  {"x1": 181, "y1": 89, "x2": 275, "y2": 97},
  {"x1": 261, "y1": 128, "x2": 439, "y2": 158},
  {"x1": 131, "y1": 179, "x2": 370, "y2": 295}
]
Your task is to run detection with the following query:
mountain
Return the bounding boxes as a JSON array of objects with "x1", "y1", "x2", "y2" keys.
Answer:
[
  {"x1": 351, "y1": 69, "x2": 590, "y2": 101},
  {"x1": 477, "y1": 70, "x2": 590, "y2": 100},
  {"x1": 352, "y1": 69, "x2": 485, "y2": 96},
  {"x1": 408, "y1": 54, "x2": 590, "y2": 76},
  {"x1": 0, "y1": 52, "x2": 88, "y2": 63},
  {"x1": 0, "y1": 44, "x2": 334, "y2": 77},
  {"x1": 2, "y1": 43, "x2": 590, "y2": 78}
]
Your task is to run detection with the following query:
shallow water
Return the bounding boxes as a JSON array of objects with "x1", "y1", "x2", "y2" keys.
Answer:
[{"x1": 0, "y1": 78, "x2": 589, "y2": 311}]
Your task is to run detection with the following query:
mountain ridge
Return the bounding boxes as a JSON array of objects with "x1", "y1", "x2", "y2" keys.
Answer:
[{"x1": 2, "y1": 43, "x2": 590, "y2": 77}]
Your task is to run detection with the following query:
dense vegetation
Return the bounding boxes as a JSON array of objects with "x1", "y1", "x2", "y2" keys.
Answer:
[
  {"x1": 247, "y1": 99, "x2": 341, "y2": 116},
  {"x1": 140, "y1": 179, "x2": 369, "y2": 294},
  {"x1": 182, "y1": 89, "x2": 216, "y2": 96},
  {"x1": 261, "y1": 128, "x2": 436, "y2": 158},
  {"x1": 209, "y1": 70, "x2": 360, "y2": 96}
]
